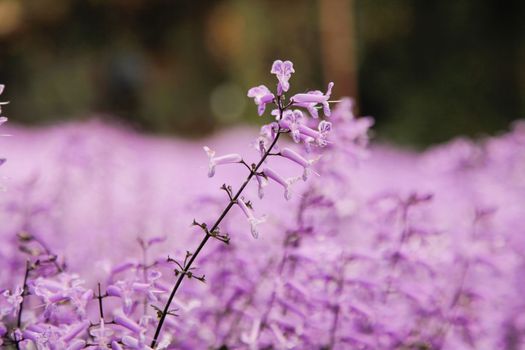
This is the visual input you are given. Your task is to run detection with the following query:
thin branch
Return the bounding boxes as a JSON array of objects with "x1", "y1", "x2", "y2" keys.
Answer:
[
  {"x1": 15, "y1": 260, "x2": 31, "y2": 350},
  {"x1": 150, "y1": 120, "x2": 284, "y2": 348},
  {"x1": 97, "y1": 283, "x2": 104, "y2": 320}
]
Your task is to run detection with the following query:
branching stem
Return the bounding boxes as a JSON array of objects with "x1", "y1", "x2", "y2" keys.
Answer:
[
  {"x1": 151, "y1": 114, "x2": 285, "y2": 348},
  {"x1": 15, "y1": 260, "x2": 31, "y2": 350}
]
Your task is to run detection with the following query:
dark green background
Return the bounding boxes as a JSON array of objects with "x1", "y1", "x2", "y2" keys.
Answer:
[{"x1": 0, "y1": 0, "x2": 523, "y2": 146}]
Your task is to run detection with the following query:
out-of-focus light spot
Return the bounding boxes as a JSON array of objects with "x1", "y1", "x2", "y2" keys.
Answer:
[
  {"x1": 0, "y1": 1, "x2": 22, "y2": 36},
  {"x1": 210, "y1": 82, "x2": 246, "y2": 123}
]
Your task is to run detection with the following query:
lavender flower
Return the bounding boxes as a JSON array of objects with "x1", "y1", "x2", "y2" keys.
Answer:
[
  {"x1": 203, "y1": 146, "x2": 243, "y2": 177},
  {"x1": 0, "y1": 85, "x2": 8, "y2": 115},
  {"x1": 0, "y1": 287, "x2": 23, "y2": 317},
  {"x1": 262, "y1": 167, "x2": 301, "y2": 200},
  {"x1": 237, "y1": 198, "x2": 265, "y2": 239},
  {"x1": 90, "y1": 318, "x2": 114, "y2": 347},
  {"x1": 291, "y1": 82, "x2": 334, "y2": 118},
  {"x1": 247, "y1": 85, "x2": 275, "y2": 116},
  {"x1": 5, "y1": 62, "x2": 525, "y2": 350},
  {"x1": 278, "y1": 109, "x2": 304, "y2": 143},
  {"x1": 271, "y1": 60, "x2": 295, "y2": 95},
  {"x1": 280, "y1": 147, "x2": 320, "y2": 181}
]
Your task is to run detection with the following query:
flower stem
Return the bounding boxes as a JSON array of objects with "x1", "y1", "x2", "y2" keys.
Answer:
[
  {"x1": 150, "y1": 131, "x2": 283, "y2": 348},
  {"x1": 15, "y1": 260, "x2": 31, "y2": 350}
]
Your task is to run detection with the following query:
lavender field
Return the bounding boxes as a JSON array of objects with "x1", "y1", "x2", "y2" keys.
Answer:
[{"x1": 1, "y1": 59, "x2": 525, "y2": 349}]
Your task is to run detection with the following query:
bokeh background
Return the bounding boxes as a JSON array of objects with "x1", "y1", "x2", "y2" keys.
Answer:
[{"x1": 0, "y1": 0, "x2": 523, "y2": 146}]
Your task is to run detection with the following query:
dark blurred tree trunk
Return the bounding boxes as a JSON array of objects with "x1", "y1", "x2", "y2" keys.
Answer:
[{"x1": 319, "y1": 0, "x2": 358, "y2": 103}]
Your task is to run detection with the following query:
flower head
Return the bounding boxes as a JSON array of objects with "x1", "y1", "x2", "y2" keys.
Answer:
[
  {"x1": 203, "y1": 146, "x2": 242, "y2": 178},
  {"x1": 0, "y1": 85, "x2": 8, "y2": 115},
  {"x1": 255, "y1": 122, "x2": 279, "y2": 157},
  {"x1": 247, "y1": 85, "x2": 275, "y2": 116},
  {"x1": 279, "y1": 110, "x2": 304, "y2": 143},
  {"x1": 262, "y1": 167, "x2": 301, "y2": 200},
  {"x1": 280, "y1": 147, "x2": 320, "y2": 181},
  {"x1": 292, "y1": 82, "x2": 334, "y2": 118},
  {"x1": 90, "y1": 318, "x2": 114, "y2": 348},
  {"x1": 271, "y1": 60, "x2": 295, "y2": 95},
  {"x1": 255, "y1": 174, "x2": 268, "y2": 199},
  {"x1": 1, "y1": 286, "x2": 23, "y2": 317},
  {"x1": 237, "y1": 197, "x2": 265, "y2": 238},
  {"x1": 296, "y1": 120, "x2": 332, "y2": 147}
]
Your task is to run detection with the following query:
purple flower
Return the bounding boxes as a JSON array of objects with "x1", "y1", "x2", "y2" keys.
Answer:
[
  {"x1": 114, "y1": 310, "x2": 142, "y2": 334},
  {"x1": 0, "y1": 117, "x2": 9, "y2": 137},
  {"x1": 29, "y1": 274, "x2": 92, "y2": 319},
  {"x1": 0, "y1": 85, "x2": 8, "y2": 115},
  {"x1": 62, "y1": 321, "x2": 90, "y2": 343},
  {"x1": 247, "y1": 85, "x2": 275, "y2": 116},
  {"x1": 203, "y1": 146, "x2": 243, "y2": 178},
  {"x1": 256, "y1": 122, "x2": 279, "y2": 157},
  {"x1": 292, "y1": 82, "x2": 334, "y2": 118},
  {"x1": 121, "y1": 335, "x2": 153, "y2": 350},
  {"x1": 112, "y1": 341, "x2": 124, "y2": 350},
  {"x1": 237, "y1": 197, "x2": 265, "y2": 239},
  {"x1": 107, "y1": 281, "x2": 136, "y2": 315},
  {"x1": 90, "y1": 318, "x2": 114, "y2": 348},
  {"x1": 271, "y1": 60, "x2": 295, "y2": 95},
  {"x1": 255, "y1": 174, "x2": 268, "y2": 199},
  {"x1": 262, "y1": 167, "x2": 301, "y2": 200},
  {"x1": 67, "y1": 339, "x2": 87, "y2": 350},
  {"x1": 119, "y1": 316, "x2": 153, "y2": 350},
  {"x1": 281, "y1": 147, "x2": 320, "y2": 181},
  {"x1": 279, "y1": 110, "x2": 304, "y2": 143},
  {"x1": 240, "y1": 318, "x2": 261, "y2": 349},
  {"x1": 132, "y1": 270, "x2": 165, "y2": 302},
  {"x1": 1, "y1": 286, "x2": 23, "y2": 317},
  {"x1": 297, "y1": 120, "x2": 332, "y2": 147}
]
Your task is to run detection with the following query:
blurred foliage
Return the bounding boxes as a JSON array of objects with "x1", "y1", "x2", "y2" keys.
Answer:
[
  {"x1": 0, "y1": 0, "x2": 523, "y2": 146},
  {"x1": 357, "y1": 0, "x2": 525, "y2": 146}
]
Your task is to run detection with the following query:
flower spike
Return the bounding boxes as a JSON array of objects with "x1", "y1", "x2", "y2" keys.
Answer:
[
  {"x1": 279, "y1": 110, "x2": 304, "y2": 143},
  {"x1": 203, "y1": 146, "x2": 242, "y2": 177},
  {"x1": 262, "y1": 167, "x2": 301, "y2": 200},
  {"x1": 247, "y1": 85, "x2": 275, "y2": 116},
  {"x1": 237, "y1": 198, "x2": 266, "y2": 239},
  {"x1": 280, "y1": 148, "x2": 320, "y2": 181},
  {"x1": 271, "y1": 60, "x2": 295, "y2": 95},
  {"x1": 291, "y1": 82, "x2": 334, "y2": 118}
]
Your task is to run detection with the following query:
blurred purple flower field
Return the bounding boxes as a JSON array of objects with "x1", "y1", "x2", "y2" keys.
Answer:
[{"x1": 1, "y1": 111, "x2": 525, "y2": 348}]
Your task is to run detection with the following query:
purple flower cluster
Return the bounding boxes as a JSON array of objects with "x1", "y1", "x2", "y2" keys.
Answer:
[{"x1": 1, "y1": 68, "x2": 525, "y2": 350}]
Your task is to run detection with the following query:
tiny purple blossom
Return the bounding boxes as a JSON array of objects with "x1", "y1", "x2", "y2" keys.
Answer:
[
  {"x1": 292, "y1": 82, "x2": 334, "y2": 117},
  {"x1": 240, "y1": 318, "x2": 261, "y2": 349},
  {"x1": 0, "y1": 85, "x2": 8, "y2": 115},
  {"x1": 1, "y1": 287, "x2": 23, "y2": 317},
  {"x1": 0, "y1": 117, "x2": 10, "y2": 137},
  {"x1": 203, "y1": 146, "x2": 243, "y2": 177},
  {"x1": 271, "y1": 60, "x2": 295, "y2": 95},
  {"x1": 112, "y1": 341, "x2": 124, "y2": 350},
  {"x1": 279, "y1": 110, "x2": 304, "y2": 143},
  {"x1": 67, "y1": 339, "x2": 87, "y2": 350},
  {"x1": 262, "y1": 167, "x2": 301, "y2": 200},
  {"x1": 247, "y1": 85, "x2": 275, "y2": 116},
  {"x1": 114, "y1": 310, "x2": 142, "y2": 334},
  {"x1": 62, "y1": 321, "x2": 90, "y2": 342},
  {"x1": 237, "y1": 197, "x2": 265, "y2": 239},
  {"x1": 297, "y1": 120, "x2": 332, "y2": 147},
  {"x1": 255, "y1": 174, "x2": 268, "y2": 199},
  {"x1": 90, "y1": 318, "x2": 114, "y2": 347},
  {"x1": 256, "y1": 122, "x2": 279, "y2": 157},
  {"x1": 281, "y1": 147, "x2": 320, "y2": 181}
]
